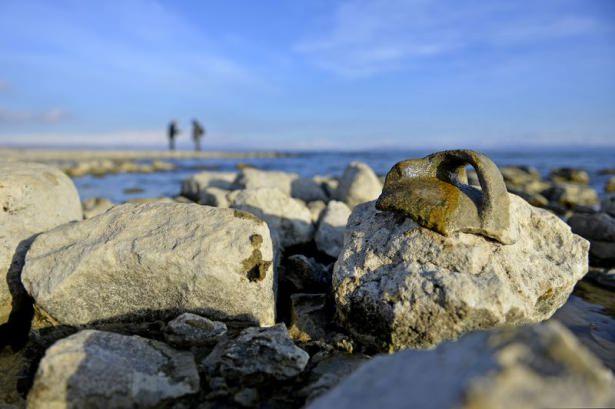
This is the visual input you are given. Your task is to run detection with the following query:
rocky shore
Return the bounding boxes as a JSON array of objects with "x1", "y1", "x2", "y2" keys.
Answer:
[{"x1": 1, "y1": 150, "x2": 614, "y2": 408}]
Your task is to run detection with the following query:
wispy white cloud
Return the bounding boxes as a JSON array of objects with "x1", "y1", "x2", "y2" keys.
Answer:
[
  {"x1": 0, "y1": 107, "x2": 71, "y2": 124},
  {"x1": 296, "y1": 0, "x2": 606, "y2": 77}
]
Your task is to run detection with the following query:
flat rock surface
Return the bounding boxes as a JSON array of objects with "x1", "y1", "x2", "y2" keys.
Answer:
[
  {"x1": 334, "y1": 195, "x2": 589, "y2": 351},
  {"x1": 22, "y1": 202, "x2": 276, "y2": 326},
  {"x1": 28, "y1": 330, "x2": 200, "y2": 408},
  {"x1": 308, "y1": 322, "x2": 615, "y2": 409}
]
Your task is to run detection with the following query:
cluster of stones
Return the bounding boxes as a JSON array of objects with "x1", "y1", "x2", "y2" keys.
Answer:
[{"x1": 0, "y1": 152, "x2": 613, "y2": 409}]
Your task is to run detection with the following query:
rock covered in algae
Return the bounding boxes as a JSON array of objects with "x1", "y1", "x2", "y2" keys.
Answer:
[
  {"x1": 333, "y1": 195, "x2": 588, "y2": 351},
  {"x1": 21, "y1": 202, "x2": 276, "y2": 326}
]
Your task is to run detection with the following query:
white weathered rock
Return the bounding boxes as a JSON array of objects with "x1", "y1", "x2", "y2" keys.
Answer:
[
  {"x1": 28, "y1": 330, "x2": 200, "y2": 408},
  {"x1": 82, "y1": 197, "x2": 114, "y2": 219},
  {"x1": 308, "y1": 322, "x2": 615, "y2": 409},
  {"x1": 334, "y1": 162, "x2": 382, "y2": 208},
  {"x1": 235, "y1": 168, "x2": 327, "y2": 202},
  {"x1": 22, "y1": 202, "x2": 276, "y2": 326},
  {"x1": 334, "y1": 195, "x2": 589, "y2": 351},
  {"x1": 0, "y1": 161, "x2": 82, "y2": 323},
  {"x1": 234, "y1": 168, "x2": 296, "y2": 195},
  {"x1": 230, "y1": 188, "x2": 314, "y2": 248},
  {"x1": 180, "y1": 171, "x2": 237, "y2": 200},
  {"x1": 315, "y1": 201, "x2": 351, "y2": 258},
  {"x1": 206, "y1": 324, "x2": 309, "y2": 384},
  {"x1": 165, "y1": 312, "x2": 227, "y2": 348}
]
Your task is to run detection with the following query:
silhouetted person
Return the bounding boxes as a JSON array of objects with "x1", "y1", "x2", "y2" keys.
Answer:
[
  {"x1": 168, "y1": 120, "x2": 180, "y2": 151},
  {"x1": 192, "y1": 119, "x2": 205, "y2": 151}
]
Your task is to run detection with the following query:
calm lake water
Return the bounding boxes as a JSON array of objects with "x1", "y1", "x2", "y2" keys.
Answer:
[{"x1": 71, "y1": 148, "x2": 615, "y2": 368}]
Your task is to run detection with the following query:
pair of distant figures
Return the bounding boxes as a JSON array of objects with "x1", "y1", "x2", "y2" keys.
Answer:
[{"x1": 168, "y1": 120, "x2": 205, "y2": 151}]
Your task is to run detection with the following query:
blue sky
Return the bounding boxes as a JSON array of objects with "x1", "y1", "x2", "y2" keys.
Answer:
[{"x1": 0, "y1": 0, "x2": 614, "y2": 150}]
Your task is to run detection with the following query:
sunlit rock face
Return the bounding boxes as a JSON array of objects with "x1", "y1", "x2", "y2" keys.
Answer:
[
  {"x1": 333, "y1": 195, "x2": 589, "y2": 352},
  {"x1": 21, "y1": 202, "x2": 276, "y2": 327}
]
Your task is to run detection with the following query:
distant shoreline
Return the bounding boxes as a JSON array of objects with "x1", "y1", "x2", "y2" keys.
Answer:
[{"x1": 0, "y1": 148, "x2": 291, "y2": 161}]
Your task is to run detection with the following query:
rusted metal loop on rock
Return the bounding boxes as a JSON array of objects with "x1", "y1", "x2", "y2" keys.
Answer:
[{"x1": 376, "y1": 149, "x2": 517, "y2": 244}]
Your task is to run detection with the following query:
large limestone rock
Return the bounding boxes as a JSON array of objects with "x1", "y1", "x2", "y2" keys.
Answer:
[
  {"x1": 334, "y1": 162, "x2": 382, "y2": 208},
  {"x1": 180, "y1": 171, "x2": 237, "y2": 200},
  {"x1": 333, "y1": 195, "x2": 588, "y2": 351},
  {"x1": 230, "y1": 188, "x2": 314, "y2": 248},
  {"x1": 28, "y1": 330, "x2": 200, "y2": 408},
  {"x1": 234, "y1": 168, "x2": 327, "y2": 202},
  {"x1": 308, "y1": 322, "x2": 615, "y2": 409},
  {"x1": 0, "y1": 161, "x2": 82, "y2": 323},
  {"x1": 21, "y1": 202, "x2": 276, "y2": 326},
  {"x1": 315, "y1": 201, "x2": 351, "y2": 258}
]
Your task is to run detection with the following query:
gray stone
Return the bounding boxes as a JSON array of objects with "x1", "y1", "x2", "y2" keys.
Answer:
[
  {"x1": 550, "y1": 167, "x2": 590, "y2": 185},
  {"x1": 377, "y1": 150, "x2": 518, "y2": 244},
  {"x1": 308, "y1": 322, "x2": 615, "y2": 409},
  {"x1": 230, "y1": 188, "x2": 314, "y2": 248},
  {"x1": 334, "y1": 196, "x2": 588, "y2": 351},
  {"x1": 0, "y1": 161, "x2": 82, "y2": 323},
  {"x1": 568, "y1": 212, "x2": 615, "y2": 266},
  {"x1": 334, "y1": 162, "x2": 382, "y2": 208},
  {"x1": 568, "y1": 212, "x2": 615, "y2": 242},
  {"x1": 301, "y1": 353, "x2": 368, "y2": 403},
  {"x1": 206, "y1": 324, "x2": 309, "y2": 384},
  {"x1": 82, "y1": 197, "x2": 114, "y2": 219},
  {"x1": 288, "y1": 293, "x2": 329, "y2": 342},
  {"x1": 198, "y1": 186, "x2": 231, "y2": 207},
  {"x1": 181, "y1": 171, "x2": 237, "y2": 200},
  {"x1": 28, "y1": 330, "x2": 200, "y2": 408},
  {"x1": 291, "y1": 178, "x2": 328, "y2": 202},
  {"x1": 285, "y1": 255, "x2": 331, "y2": 292},
  {"x1": 603, "y1": 194, "x2": 615, "y2": 217},
  {"x1": 22, "y1": 202, "x2": 276, "y2": 326},
  {"x1": 165, "y1": 312, "x2": 227, "y2": 348},
  {"x1": 543, "y1": 183, "x2": 600, "y2": 208},
  {"x1": 315, "y1": 201, "x2": 351, "y2": 258}
]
